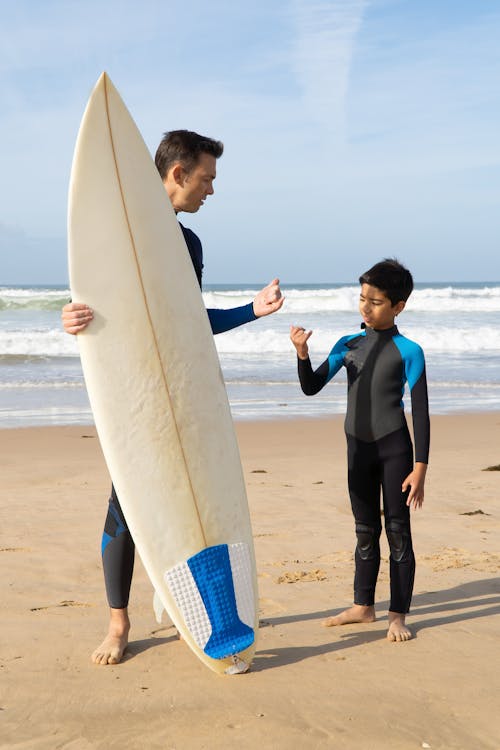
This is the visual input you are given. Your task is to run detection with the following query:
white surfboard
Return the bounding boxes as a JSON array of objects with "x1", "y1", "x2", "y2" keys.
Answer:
[{"x1": 68, "y1": 73, "x2": 258, "y2": 674}]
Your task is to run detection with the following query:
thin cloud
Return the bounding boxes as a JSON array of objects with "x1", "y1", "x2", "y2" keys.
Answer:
[{"x1": 291, "y1": 0, "x2": 368, "y2": 136}]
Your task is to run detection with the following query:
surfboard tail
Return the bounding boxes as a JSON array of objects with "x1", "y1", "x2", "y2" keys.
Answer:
[{"x1": 163, "y1": 542, "x2": 256, "y2": 665}]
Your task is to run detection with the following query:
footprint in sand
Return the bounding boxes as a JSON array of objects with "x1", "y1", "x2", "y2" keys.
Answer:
[
  {"x1": 30, "y1": 600, "x2": 92, "y2": 612},
  {"x1": 422, "y1": 547, "x2": 500, "y2": 573},
  {"x1": 1, "y1": 547, "x2": 31, "y2": 553},
  {"x1": 276, "y1": 569, "x2": 328, "y2": 584}
]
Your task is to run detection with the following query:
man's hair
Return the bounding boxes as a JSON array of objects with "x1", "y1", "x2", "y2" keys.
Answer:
[
  {"x1": 359, "y1": 258, "x2": 414, "y2": 305},
  {"x1": 154, "y1": 130, "x2": 224, "y2": 180}
]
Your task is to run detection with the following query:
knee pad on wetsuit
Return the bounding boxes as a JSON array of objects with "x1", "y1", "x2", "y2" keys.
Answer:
[
  {"x1": 355, "y1": 524, "x2": 378, "y2": 561},
  {"x1": 386, "y1": 521, "x2": 411, "y2": 563}
]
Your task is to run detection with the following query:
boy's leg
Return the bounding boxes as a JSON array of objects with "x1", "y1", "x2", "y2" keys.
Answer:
[
  {"x1": 380, "y1": 428, "x2": 415, "y2": 641},
  {"x1": 323, "y1": 437, "x2": 381, "y2": 627},
  {"x1": 92, "y1": 486, "x2": 135, "y2": 665}
]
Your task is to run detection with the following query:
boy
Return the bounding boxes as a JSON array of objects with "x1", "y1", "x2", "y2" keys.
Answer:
[{"x1": 290, "y1": 259, "x2": 429, "y2": 642}]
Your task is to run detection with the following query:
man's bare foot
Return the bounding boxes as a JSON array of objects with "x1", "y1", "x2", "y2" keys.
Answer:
[
  {"x1": 322, "y1": 604, "x2": 376, "y2": 627},
  {"x1": 387, "y1": 611, "x2": 412, "y2": 642},
  {"x1": 91, "y1": 608, "x2": 130, "y2": 665}
]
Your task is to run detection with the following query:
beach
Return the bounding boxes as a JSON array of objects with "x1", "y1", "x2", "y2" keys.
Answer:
[{"x1": 2, "y1": 413, "x2": 499, "y2": 750}]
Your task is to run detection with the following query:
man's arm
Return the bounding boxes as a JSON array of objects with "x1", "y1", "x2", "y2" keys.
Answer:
[
  {"x1": 207, "y1": 278, "x2": 284, "y2": 335},
  {"x1": 207, "y1": 303, "x2": 256, "y2": 335},
  {"x1": 62, "y1": 279, "x2": 284, "y2": 336}
]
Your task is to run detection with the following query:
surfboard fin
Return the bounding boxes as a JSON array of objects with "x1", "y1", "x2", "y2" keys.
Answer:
[
  {"x1": 224, "y1": 655, "x2": 250, "y2": 675},
  {"x1": 153, "y1": 589, "x2": 165, "y2": 624}
]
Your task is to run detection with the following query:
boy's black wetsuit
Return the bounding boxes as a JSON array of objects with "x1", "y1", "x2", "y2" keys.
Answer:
[
  {"x1": 102, "y1": 224, "x2": 257, "y2": 609},
  {"x1": 298, "y1": 324, "x2": 429, "y2": 613}
]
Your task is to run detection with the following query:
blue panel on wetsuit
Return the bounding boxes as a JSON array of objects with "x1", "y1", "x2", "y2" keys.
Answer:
[
  {"x1": 392, "y1": 334, "x2": 425, "y2": 391},
  {"x1": 187, "y1": 544, "x2": 254, "y2": 660},
  {"x1": 326, "y1": 332, "x2": 362, "y2": 383},
  {"x1": 101, "y1": 502, "x2": 128, "y2": 555}
]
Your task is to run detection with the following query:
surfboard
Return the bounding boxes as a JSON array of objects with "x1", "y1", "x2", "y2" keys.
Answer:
[{"x1": 67, "y1": 72, "x2": 258, "y2": 674}]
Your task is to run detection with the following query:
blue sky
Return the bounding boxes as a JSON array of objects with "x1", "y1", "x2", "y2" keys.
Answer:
[{"x1": 1, "y1": 0, "x2": 499, "y2": 284}]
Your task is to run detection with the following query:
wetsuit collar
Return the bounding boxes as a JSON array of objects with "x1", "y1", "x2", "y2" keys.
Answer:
[{"x1": 361, "y1": 323, "x2": 399, "y2": 337}]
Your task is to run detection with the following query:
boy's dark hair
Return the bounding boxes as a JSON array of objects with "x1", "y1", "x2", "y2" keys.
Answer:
[
  {"x1": 154, "y1": 130, "x2": 224, "y2": 180},
  {"x1": 359, "y1": 258, "x2": 414, "y2": 305}
]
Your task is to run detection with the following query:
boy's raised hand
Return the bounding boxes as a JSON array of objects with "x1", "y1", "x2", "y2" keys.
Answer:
[{"x1": 290, "y1": 325, "x2": 313, "y2": 360}]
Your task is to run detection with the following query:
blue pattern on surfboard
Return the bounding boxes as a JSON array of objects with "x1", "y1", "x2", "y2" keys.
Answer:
[{"x1": 187, "y1": 544, "x2": 254, "y2": 659}]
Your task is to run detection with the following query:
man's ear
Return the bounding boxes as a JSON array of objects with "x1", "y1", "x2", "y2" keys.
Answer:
[
  {"x1": 394, "y1": 300, "x2": 406, "y2": 316},
  {"x1": 170, "y1": 163, "x2": 185, "y2": 187}
]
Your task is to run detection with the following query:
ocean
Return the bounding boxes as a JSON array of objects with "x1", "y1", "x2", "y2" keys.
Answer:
[{"x1": 1, "y1": 282, "x2": 500, "y2": 427}]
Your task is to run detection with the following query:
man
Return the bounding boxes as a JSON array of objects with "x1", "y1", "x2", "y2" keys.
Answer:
[{"x1": 62, "y1": 130, "x2": 283, "y2": 664}]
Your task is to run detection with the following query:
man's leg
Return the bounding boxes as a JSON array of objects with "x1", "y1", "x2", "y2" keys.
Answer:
[{"x1": 92, "y1": 487, "x2": 135, "y2": 665}]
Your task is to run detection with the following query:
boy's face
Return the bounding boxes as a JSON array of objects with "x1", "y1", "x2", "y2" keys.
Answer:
[{"x1": 358, "y1": 283, "x2": 405, "y2": 330}]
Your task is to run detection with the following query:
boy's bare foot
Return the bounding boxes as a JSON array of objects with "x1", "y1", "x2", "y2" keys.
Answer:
[
  {"x1": 387, "y1": 611, "x2": 412, "y2": 642},
  {"x1": 91, "y1": 608, "x2": 130, "y2": 665},
  {"x1": 322, "y1": 604, "x2": 376, "y2": 627}
]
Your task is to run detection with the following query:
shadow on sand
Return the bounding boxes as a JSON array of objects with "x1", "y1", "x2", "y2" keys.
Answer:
[{"x1": 252, "y1": 577, "x2": 500, "y2": 671}]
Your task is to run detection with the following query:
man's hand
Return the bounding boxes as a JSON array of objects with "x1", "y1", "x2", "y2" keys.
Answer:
[
  {"x1": 252, "y1": 278, "x2": 284, "y2": 317},
  {"x1": 61, "y1": 302, "x2": 93, "y2": 335},
  {"x1": 290, "y1": 325, "x2": 313, "y2": 360}
]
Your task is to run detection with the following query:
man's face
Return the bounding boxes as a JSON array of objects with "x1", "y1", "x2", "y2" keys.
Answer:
[
  {"x1": 168, "y1": 152, "x2": 217, "y2": 213},
  {"x1": 358, "y1": 283, "x2": 404, "y2": 330}
]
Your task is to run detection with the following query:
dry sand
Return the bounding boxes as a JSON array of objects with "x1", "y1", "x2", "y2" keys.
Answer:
[{"x1": 1, "y1": 413, "x2": 499, "y2": 749}]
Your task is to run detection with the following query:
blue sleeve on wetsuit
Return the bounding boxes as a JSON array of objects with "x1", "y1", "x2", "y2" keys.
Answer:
[
  {"x1": 393, "y1": 335, "x2": 425, "y2": 390},
  {"x1": 393, "y1": 335, "x2": 430, "y2": 464},
  {"x1": 207, "y1": 303, "x2": 257, "y2": 335},
  {"x1": 298, "y1": 334, "x2": 355, "y2": 395}
]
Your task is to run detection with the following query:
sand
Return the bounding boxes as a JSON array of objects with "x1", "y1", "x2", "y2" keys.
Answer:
[{"x1": 1, "y1": 413, "x2": 499, "y2": 750}]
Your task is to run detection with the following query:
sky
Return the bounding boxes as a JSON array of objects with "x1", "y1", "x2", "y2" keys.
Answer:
[{"x1": 1, "y1": 0, "x2": 499, "y2": 285}]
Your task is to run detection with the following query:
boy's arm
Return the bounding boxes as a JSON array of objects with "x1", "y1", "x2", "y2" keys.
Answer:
[
  {"x1": 290, "y1": 326, "x2": 345, "y2": 396},
  {"x1": 404, "y1": 348, "x2": 430, "y2": 509},
  {"x1": 410, "y1": 362, "x2": 430, "y2": 465}
]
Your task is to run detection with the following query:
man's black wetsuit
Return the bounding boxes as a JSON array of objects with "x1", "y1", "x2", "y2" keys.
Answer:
[
  {"x1": 102, "y1": 224, "x2": 257, "y2": 609},
  {"x1": 298, "y1": 324, "x2": 430, "y2": 613}
]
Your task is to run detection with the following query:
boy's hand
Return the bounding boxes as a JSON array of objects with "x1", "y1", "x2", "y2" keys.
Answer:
[
  {"x1": 61, "y1": 302, "x2": 93, "y2": 335},
  {"x1": 252, "y1": 278, "x2": 284, "y2": 317},
  {"x1": 402, "y1": 462, "x2": 427, "y2": 509},
  {"x1": 290, "y1": 325, "x2": 313, "y2": 360}
]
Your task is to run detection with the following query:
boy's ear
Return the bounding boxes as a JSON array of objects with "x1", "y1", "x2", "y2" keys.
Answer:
[{"x1": 393, "y1": 300, "x2": 406, "y2": 316}]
